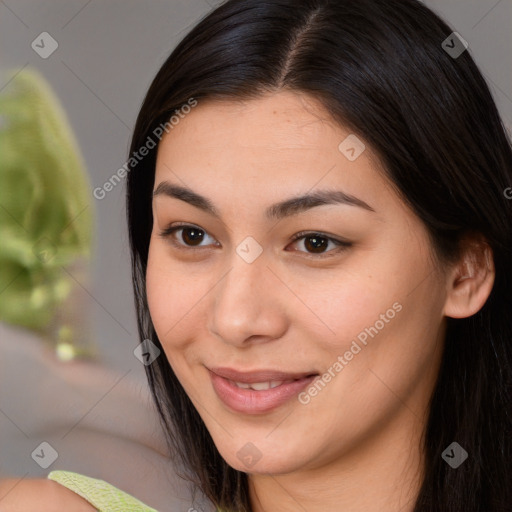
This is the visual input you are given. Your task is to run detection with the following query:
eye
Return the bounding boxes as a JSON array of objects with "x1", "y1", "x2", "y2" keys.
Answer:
[
  {"x1": 288, "y1": 231, "x2": 351, "y2": 258},
  {"x1": 158, "y1": 223, "x2": 351, "y2": 258},
  {"x1": 158, "y1": 223, "x2": 218, "y2": 249}
]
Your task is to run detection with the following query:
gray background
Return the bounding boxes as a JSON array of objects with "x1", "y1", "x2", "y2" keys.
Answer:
[{"x1": 1, "y1": 0, "x2": 511, "y2": 371}]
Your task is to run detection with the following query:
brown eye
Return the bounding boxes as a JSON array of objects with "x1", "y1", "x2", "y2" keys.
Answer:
[
  {"x1": 180, "y1": 227, "x2": 205, "y2": 246},
  {"x1": 288, "y1": 231, "x2": 352, "y2": 258},
  {"x1": 302, "y1": 235, "x2": 329, "y2": 253},
  {"x1": 158, "y1": 224, "x2": 216, "y2": 248}
]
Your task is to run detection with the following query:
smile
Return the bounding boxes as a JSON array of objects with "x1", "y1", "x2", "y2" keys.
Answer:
[{"x1": 208, "y1": 367, "x2": 319, "y2": 414}]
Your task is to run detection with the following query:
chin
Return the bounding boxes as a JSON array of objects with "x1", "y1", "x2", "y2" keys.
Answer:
[
  {"x1": 224, "y1": 453, "x2": 304, "y2": 475},
  {"x1": 209, "y1": 434, "x2": 311, "y2": 475}
]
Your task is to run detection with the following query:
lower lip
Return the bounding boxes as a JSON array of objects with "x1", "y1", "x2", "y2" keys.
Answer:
[{"x1": 209, "y1": 370, "x2": 318, "y2": 414}]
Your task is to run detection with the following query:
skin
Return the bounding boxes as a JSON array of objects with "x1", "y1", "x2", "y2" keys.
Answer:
[
  {"x1": 146, "y1": 90, "x2": 494, "y2": 512},
  {"x1": 0, "y1": 477, "x2": 97, "y2": 511}
]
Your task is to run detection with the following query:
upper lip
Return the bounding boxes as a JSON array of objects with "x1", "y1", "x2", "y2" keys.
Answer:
[{"x1": 208, "y1": 366, "x2": 318, "y2": 383}]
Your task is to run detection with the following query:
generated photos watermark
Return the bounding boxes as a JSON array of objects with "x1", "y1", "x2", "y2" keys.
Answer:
[
  {"x1": 298, "y1": 301, "x2": 403, "y2": 405},
  {"x1": 237, "y1": 441, "x2": 263, "y2": 469},
  {"x1": 441, "y1": 441, "x2": 468, "y2": 469},
  {"x1": 441, "y1": 32, "x2": 469, "y2": 59},
  {"x1": 93, "y1": 97, "x2": 198, "y2": 200},
  {"x1": 133, "y1": 338, "x2": 161, "y2": 366},
  {"x1": 31, "y1": 441, "x2": 59, "y2": 469},
  {"x1": 31, "y1": 32, "x2": 59, "y2": 59}
]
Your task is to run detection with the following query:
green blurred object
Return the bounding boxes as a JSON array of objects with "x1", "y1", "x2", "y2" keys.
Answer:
[{"x1": 0, "y1": 67, "x2": 94, "y2": 351}]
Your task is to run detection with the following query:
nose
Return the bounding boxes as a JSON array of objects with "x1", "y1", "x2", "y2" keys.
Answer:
[{"x1": 208, "y1": 251, "x2": 288, "y2": 347}]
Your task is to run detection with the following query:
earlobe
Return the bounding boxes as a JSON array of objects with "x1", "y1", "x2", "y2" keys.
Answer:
[{"x1": 443, "y1": 238, "x2": 495, "y2": 319}]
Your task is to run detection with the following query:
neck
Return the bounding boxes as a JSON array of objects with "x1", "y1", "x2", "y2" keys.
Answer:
[{"x1": 248, "y1": 407, "x2": 426, "y2": 512}]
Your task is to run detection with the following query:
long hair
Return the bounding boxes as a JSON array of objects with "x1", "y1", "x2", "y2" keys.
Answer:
[{"x1": 125, "y1": 1, "x2": 512, "y2": 510}]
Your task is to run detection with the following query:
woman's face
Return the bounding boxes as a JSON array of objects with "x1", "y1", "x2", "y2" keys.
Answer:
[{"x1": 146, "y1": 90, "x2": 448, "y2": 474}]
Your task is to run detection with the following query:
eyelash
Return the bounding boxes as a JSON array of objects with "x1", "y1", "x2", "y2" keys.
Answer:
[{"x1": 157, "y1": 223, "x2": 352, "y2": 259}]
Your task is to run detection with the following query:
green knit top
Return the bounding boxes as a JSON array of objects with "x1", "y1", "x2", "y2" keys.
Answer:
[
  {"x1": 47, "y1": 470, "x2": 224, "y2": 512},
  {"x1": 47, "y1": 470, "x2": 161, "y2": 511}
]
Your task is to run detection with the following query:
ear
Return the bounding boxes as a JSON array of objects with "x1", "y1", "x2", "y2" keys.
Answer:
[{"x1": 443, "y1": 234, "x2": 495, "y2": 319}]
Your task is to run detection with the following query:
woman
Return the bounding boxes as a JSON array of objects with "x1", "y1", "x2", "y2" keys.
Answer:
[
  {"x1": 126, "y1": 0, "x2": 512, "y2": 510},
  {"x1": 2, "y1": 0, "x2": 510, "y2": 510}
]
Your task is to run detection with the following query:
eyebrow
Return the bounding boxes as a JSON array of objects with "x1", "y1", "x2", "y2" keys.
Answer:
[{"x1": 152, "y1": 181, "x2": 375, "y2": 221}]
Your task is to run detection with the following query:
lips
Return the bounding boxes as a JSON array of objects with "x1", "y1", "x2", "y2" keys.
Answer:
[
  {"x1": 208, "y1": 367, "x2": 317, "y2": 383},
  {"x1": 207, "y1": 366, "x2": 319, "y2": 414}
]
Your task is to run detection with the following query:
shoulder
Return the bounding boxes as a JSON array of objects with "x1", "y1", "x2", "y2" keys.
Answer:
[{"x1": 0, "y1": 477, "x2": 97, "y2": 512}]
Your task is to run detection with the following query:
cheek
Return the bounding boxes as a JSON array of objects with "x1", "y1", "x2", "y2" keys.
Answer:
[
  {"x1": 145, "y1": 246, "x2": 169, "y2": 331},
  {"x1": 318, "y1": 274, "x2": 444, "y2": 418},
  {"x1": 302, "y1": 269, "x2": 402, "y2": 354},
  {"x1": 302, "y1": 242, "x2": 423, "y2": 353},
  {"x1": 145, "y1": 242, "x2": 214, "y2": 372},
  {"x1": 303, "y1": 244, "x2": 443, "y2": 388},
  {"x1": 145, "y1": 244, "x2": 190, "y2": 350}
]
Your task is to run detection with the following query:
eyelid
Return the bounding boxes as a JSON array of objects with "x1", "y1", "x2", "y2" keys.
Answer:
[
  {"x1": 158, "y1": 222, "x2": 219, "y2": 248},
  {"x1": 157, "y1": 222, "x2": 351, "y2": 258}
]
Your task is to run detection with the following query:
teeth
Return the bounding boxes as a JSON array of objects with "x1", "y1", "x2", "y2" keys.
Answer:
[
  {"x1": 233, "y1": 380, "x2": 285, "y2": 390},
  {"x1": 233, "y1": 381, "x2": 251, "y2": 389},
  {"x1": 250, "y1": 381, "x2": 271, "y2": 390}
]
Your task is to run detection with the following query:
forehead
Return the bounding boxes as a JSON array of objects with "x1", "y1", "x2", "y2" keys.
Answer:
[
  {"x1": 158, "y1": 91, "x2": 355, "y2": 154},
  {"x1": 153, "y1": 91, "x2": 398, "y2": 217},
  {"x1": 157, "y1": 91, "x2": 378, "y2": 169}
]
